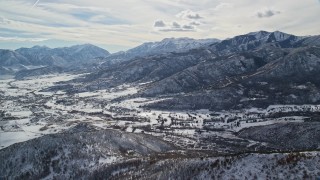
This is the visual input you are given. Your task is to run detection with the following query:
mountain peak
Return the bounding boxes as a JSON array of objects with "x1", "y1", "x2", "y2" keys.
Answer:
[
  {"x1": 31, "y1": 45, "x2": 50, "y2": 50},
  {"x1": 63, "y1": 43, "x2": 96, "y2": 50},
  {"x1": 246, "y1": 30, "x2": 294, "y2": 41},
  {"x1": 73, "y1": 43, "x2": 96, "y2": 48},
  {"x1": 246, "y1": 30, "x2": 271, "y2": 40},
  {"x1": 161, "y1": 37, "x2": 193, "y2": 42},
  {"x1": 52, "y1": 44, "x2": 110, "y2": 56},
  {"x1": 269, "y1": 31, "x2": 293, "y2": 41}
]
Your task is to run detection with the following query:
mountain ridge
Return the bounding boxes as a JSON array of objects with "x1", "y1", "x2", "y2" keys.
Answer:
[
  {"x1": 0, "y1": 44, "x2": 110, "y2": 76},
  {"x1": 60, "y1": 30, "x2": 320, "y2": 111},
  {"x1": 99, "y1": 37, "x2": 220, "y2": 68}
]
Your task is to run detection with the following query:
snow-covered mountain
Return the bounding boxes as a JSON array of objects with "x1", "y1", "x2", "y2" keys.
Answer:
[
  {"x1": 209, "y1": 30, "x2": 319, "y2": 55},
  {"x1": 69, "y1": 31, "x2": 320, "y2": 111},
  {"x1": 126, "y1": 37, "x2": 220, "y2": 55},
  {"x1": 1, "y1": 30, "x2": 320, "y2": 179},
  {"x1": 15, "y1": 44, "x2": 110, "y2": 66},
  {"x1": 0, "y1": 49, "x2": 30, "y2": 67},
  {"x1": 1, "y1": 38, "x2": 220, "y2": 77},
  {"x1": 0, "y1": 44, "x2": 110, "y2": 76},
  {"x1": 0, "y1": 127, "x2": 176, "y2": 179},
  {"x1": 100, "y1": 37, "x2": 220, "y2": 67},
  {"x1": 1, "y1": 123, "x2": 319, "y2": 179}
]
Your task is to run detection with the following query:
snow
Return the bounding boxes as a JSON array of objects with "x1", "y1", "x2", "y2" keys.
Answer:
[
  {"x1": 99, "y1": 156, "x2": 118, "y2": 164},
  {"x1": 0, "y1": 75, "x2": 14, "y2": 80},
  {"x1": 78, "y1": 91, "x2": 100, "y2": 98},
  {"x1": 173, "y1": 129, "x2": 195, "y2": 135},
  {"x1": 0, "y1": 119, "x2": 72, "y2": 150},
  {"x1": 233, "y1": 119, "x2": 305, "y2": 132},
  {"x1": 1, "y1": 73, "x2": 320, "y2": 152},
  {"x1": 10, "y1": 111, "x2": 33, "y2": 118},
  {"x1": 0, "y1": 131, "x2": 39, "y2": 149}
]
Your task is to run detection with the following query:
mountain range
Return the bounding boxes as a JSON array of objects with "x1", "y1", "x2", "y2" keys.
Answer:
[
  {"x1": 99, "y1": 37, "x2": 220, "y2": 67},
  {"x1": 0, "y1": 44, "x2": 110, "y2": 76},
  {"x1": 64, "y1": 30, "x2": 320, "y2": 111},
  {"x1": 0, "y1": 37, "x2": 220, "y2": 77},
  {"x1": 1, "y1": 30, "x2": 320, "y2": 179},
  {"x1": 1, "y1": 30, "x2": 320, "y2": 111}
]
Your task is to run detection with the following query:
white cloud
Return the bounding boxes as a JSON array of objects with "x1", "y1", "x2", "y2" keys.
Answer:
[
  {"x1": 0, "y1": 0, "x2": 319, "y2": 51},
  {"x1": 32, "y1": 0, "x2": 41, "y2": 8},
  {"x1": 0, "y1": 17, "x2": 11, "y2": 24},
  {"x1": 0, "y1": 36, "x2": 49, "y2": 42},
  {"x1": 159, "y1": 28, "x2": 195, "y2": 32},
  {"x1": 214, "y1": 3, "x2": 233, "y2": 11},
  {"x1": 176, "y1": 10, "x2": 203, "y2": 19},
  {"x1": 153, "y1": 9, "x2": 203, "y2": 32},
  {"x1": 89, "y1": 15, "x2": 106, "y2": 22}
]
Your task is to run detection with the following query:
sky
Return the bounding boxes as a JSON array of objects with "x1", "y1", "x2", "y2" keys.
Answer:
[{"x1": 0, "y1": 0, "x2": 319, "y2": 53}]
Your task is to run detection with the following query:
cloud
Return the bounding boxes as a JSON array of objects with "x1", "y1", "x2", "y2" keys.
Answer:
[
  {"x1": 176, "y1": 10, "x2": 203, "y2": 19},
  {"x1": 32, "y1": 0, "x2": 40, "y2": 8},
  {"x1": 256, "y1": 9, "x2": 281, "y2": 18},
  {"x1": 155, "y1": 9, "x2": 202, "y2": 32},
  {"x1": 159, "y1": 28, "x2": 194, "y2": 32},
  {"x1": 172, "y1": 22, "x2": 181, "y2": 28},
  {"x1": 0, "y1": 17, "x2": 11, "y2": 24},
  {"x1": 89, "y1": 15, "x2": 106, "y2": 22},
  {"x1": 153, "y1": 19, "x2": 195, "y2": 32},
  {"x1": 0, "y1": 36, "x2": 49, "y2": 42},
  {"x1": 0, "y1": 0, "x2": 319, "y2": 51},
  {"x1": 214, "y1": 3, "x2": 233, "y2": 11},
  {"x1": 154, "y1": 8, "x2": 202, "y2": 32},
  {"x1": 182, "y1": 25, "x2": 194, "y2": 30},
  {"x1": 154, "y1": 20, "x2": 166, "y2": 27},
  {"x1": 189, "y1": 21, "x2": 201, "y2": 26}
]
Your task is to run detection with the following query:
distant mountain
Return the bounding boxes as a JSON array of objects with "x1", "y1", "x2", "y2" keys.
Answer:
[
  {"x1": 0, "y1": 44, "x2": 110, "y2": 77},
  {"x1": 0, "y1": 66, "x2": 13, "y2": 75},
  {"x1": 100, "y1": 37, "x2": 220, "y2": 67},
  {"x1": 0, "y1": 49, "x2": 30, "y2": 66},
  {"x1": 15, "y1": 44, "x2": 110, "y2": 66},
  {"x1": 126, "y1": 37, "x2": 220, "y2": 56},
  {"x1": 1, "y1": 38, "x2": 221, "y2": 78},
  {"x1": 67, "y1": 31, "x2": 320, "y2": 110}
]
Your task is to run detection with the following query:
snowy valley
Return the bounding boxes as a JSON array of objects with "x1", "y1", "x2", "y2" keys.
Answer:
[{"x1": 1, "y1": 31, "x2": 320, "y2": 179}]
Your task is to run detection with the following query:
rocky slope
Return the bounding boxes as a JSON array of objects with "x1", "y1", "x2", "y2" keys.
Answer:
[
  {"x1": 144, "y1": 46, "x2": 320, "y2": 110},
  {"x1": 1, "y1": 122, "x2": 319, "y2": 179},
  {"x1": 118, "y1": 151, "x2": 320, "y2": 180},
  {"x1": 80, "y1": 48, "x2": 217, "y2": 90},
  {"x1": 0, "y1": 126, "x2": 176, "y2": 179},
  {"x1": 238, "y1": 122, "x2": 320, "y2": 150}
]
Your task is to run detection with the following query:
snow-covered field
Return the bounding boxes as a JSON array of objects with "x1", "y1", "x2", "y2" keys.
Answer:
[
  {"x1": 0, "y1": 74, "x2": 86, "y2": 149},
  {"x1": 1, "y1": 74, "x2": 320, "y2": 150}
]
